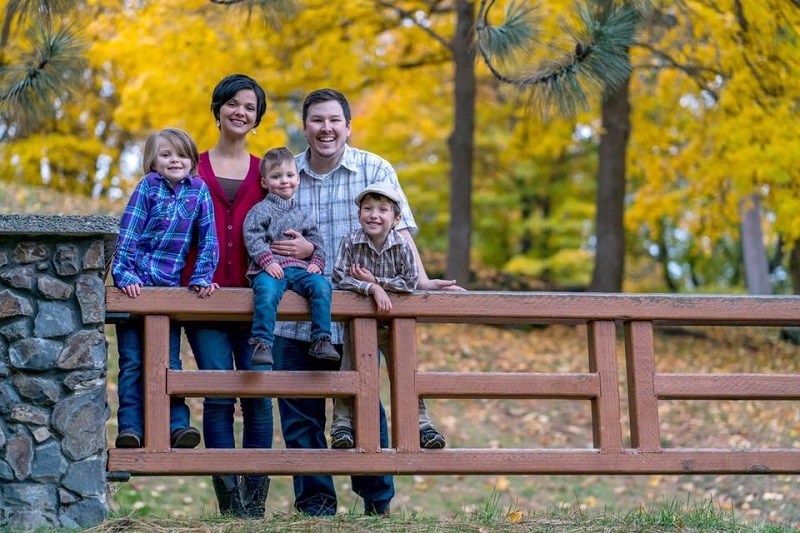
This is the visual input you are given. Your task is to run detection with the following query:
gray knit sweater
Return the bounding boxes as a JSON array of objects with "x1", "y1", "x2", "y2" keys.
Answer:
[{"x1": 243, "y1": 194, "x2": 325, "y2": 279}]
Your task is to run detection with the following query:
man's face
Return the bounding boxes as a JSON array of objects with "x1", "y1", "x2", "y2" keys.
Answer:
[{"x1": 302, "y1": 100, "x2": 351, "y2": 163}]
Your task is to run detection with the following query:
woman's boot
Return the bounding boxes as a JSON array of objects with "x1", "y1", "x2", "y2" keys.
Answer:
[
  {"x1": 240, "y1": 475, "x2": 270, "y2": 519},
  {"x1": 211, "y1": 475, "x2": 244, "y2": 517}
]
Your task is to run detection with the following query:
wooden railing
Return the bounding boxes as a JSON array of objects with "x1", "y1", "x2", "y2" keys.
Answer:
[{"x1": 105, "y1": 288, "x2": 800, "y2": 476}]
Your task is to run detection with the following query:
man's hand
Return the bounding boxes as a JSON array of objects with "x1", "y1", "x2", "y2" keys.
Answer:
[
  {"x1": 270, "y1": 230, "x2": 314, "y2": 260},
  {"x1": 418, "y1": 278, "x2": 466, "y2": 291}
]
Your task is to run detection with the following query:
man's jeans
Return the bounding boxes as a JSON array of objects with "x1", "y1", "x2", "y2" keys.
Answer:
[
  {"x1": 116, "y1": 319, "x2": 188, "y2": 436},
  {"x1": 273, "y1": 335, "x2": 394, "y2": 516},
  {"x1": 184, "y1": 324, "x2": 273, "y2": 450},
  {"x1": 251, "y1": 269, "x2": 333, "y2": 346}
]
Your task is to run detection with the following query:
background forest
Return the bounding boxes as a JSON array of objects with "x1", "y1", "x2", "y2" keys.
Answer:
[{"x1": 2, "y1": 0, "x2": 799, "y2": 294}]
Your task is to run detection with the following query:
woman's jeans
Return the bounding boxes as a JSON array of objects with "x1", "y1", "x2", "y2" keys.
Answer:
[
  {"x1": 184, "y1": 324, "x2": 273, "y2": 450},
  {"x1": 250, "y1": 269, "x2": 333, "y2": 346},
  {"x1": 115, "y1": 319, "x2": 189, "y2": 437},
  {"x1": 273, "y1": 334, "x2": 394, "y2": 516}
]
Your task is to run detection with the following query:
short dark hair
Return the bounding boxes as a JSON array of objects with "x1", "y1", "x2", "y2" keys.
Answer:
[
  {"x1": 142, "y1": 128, "x2": 199, "y2": 176},
  {"x1": 210, "y1": 74, "x2": 267, "y2": 127},
  {"x1": 260, "y1": 146, "x2": 295, "y2": 177},
  {"x1": 302, "y1": 88, "x2": 351, "y2": 125}
]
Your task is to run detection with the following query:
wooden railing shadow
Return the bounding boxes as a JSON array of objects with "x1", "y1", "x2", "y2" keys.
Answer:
[{"x1": 105, "y1": 288, "x2": 800, "y2": 476}]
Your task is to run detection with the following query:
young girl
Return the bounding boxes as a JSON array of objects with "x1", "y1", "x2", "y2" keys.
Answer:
[{"x1": 111, "y1": 127, "x2": 219, "y2": 449}]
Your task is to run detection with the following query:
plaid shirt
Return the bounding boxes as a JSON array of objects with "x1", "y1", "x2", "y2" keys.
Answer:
[
  {"x1": 333, "y1": 228, "x2": 418, "y2": 296},
  {"x1": 274, "y1": 144, "x2": 417, "y2": 344},
  {"x1": 112, "y1": 172, "x2": 218, "y2": 288}
]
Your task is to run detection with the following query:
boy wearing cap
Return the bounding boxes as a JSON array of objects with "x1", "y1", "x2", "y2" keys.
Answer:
[{"x1": 331, "y1": 181, "x2": 447, "y2": 449}]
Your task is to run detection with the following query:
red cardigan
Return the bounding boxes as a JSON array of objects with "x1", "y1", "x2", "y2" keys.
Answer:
[{"x1": 182, "y1": 152, "x2": 265, "y2": 288}]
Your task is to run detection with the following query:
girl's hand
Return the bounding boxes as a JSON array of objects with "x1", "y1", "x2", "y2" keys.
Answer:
[
  {"x1": 192, "y1": 283, "x2": 219, "y2": 298},
  {"x1": 121, "y1": 284, "x2": 141, "y2": 299}
]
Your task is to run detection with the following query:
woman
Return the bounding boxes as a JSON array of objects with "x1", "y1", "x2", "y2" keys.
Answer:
[{"x1": 182, "y1": 74, "x2": 272, "y2": 519}]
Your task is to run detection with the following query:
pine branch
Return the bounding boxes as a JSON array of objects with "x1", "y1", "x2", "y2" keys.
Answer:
[
  {"x1": 477, "y1": 0, "x2": 646, "y2": 119},
  {"x1": 0, "y1": 24, "x2": 86, "y2": 132}
]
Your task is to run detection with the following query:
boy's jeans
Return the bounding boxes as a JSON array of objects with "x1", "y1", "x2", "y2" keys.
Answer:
[
  {"x1": 250, "y1": 268, "x2": 333, "y2": 346},
  {"x1": 332, "y1": 324, "x2": 434, "y2": 432},
  {"x1": 115, "y1": 319, "x2": 188, "y2": 437}
]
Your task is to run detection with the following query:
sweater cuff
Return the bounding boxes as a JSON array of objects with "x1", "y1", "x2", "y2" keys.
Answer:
[{"x1": 256, "y1": 252, "x2": 276, "y2": 271}]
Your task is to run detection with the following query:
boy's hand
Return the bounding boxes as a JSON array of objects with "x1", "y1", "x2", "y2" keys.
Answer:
[
  {"x1": 350, "y1": 264, "x2": 376, "y2": 283},
  {"x1": 369, "y1": 285, "x2": 392, "y2": 314},
  {"x1": 120, "y1": 284, "x2": 141, "y2": 299},
  {"x1": 266, "y1": 263, "x2": 284, "y2": 279},
  {"x1": 307, "y1": 264, "x2": 322, "y2": 274},
  {"x1": 191, "y1": 283, "x2": 219, "y2": 298}
]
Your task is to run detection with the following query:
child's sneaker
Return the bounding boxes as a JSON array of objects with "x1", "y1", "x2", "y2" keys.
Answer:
[
  {"x1": 308, "y1": 337, "x2": 340, "y2": 361},
  {"x1": 331, "y1": 427, "x2": 354, "y2": 449},
  {"x1": 420, "y1": 427, "x2": 446, "y2": 449},
  {"x1": 250, "y1": 341, "x2": 273, "y2": 366}
]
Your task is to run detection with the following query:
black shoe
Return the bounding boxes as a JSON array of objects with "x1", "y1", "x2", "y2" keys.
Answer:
[
  {"x1": 250, "y1": 340, "x2": 273, "y2": 366},
  {"x1": 308, "y1": 337, "x2": 340, "y2": 361},
  {"x1": 115, "y1": 431, "x2": 142, "y2": 448},
  {"x1": 240, "y1": 475, "x2": 270, "y2": 519},
  {"x1": 365, "y1": 502, "x2": 390, "y2": 516},
  {"x1": 420, "y1": 427, "x2": 446, "y2": 449},
  {"x1": 212, "y1": 475, "x2": 245, "y2": 517},
  {"x1": 170, "y1": 427, "x2": 201, "y2": 448},
  {"x1": 331, "y1": 427, "x2": 354, "y2": 449}
]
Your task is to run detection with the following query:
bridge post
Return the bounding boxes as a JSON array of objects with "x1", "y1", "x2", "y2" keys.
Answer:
[{"x1": 0, "y1": 215, "x2": 118, "y2": 530}]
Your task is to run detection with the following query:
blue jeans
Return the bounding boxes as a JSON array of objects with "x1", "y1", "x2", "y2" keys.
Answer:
[
  {"x1": 116, "y1": 319, "x2": 189, "y2": 436},
  {"x1": 273, "y1": 335, "x2": 394, "y2": 516},
  {"x1": 251, "y1": 269, "x2": 332, "y2": 346},
  {"x1": 184, "y1": 324, "x2": 273, "y2": 451}
]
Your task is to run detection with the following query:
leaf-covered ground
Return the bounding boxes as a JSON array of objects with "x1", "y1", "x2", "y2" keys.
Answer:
[{"x1": 107, "y1": 323, "x2": 800, "y2": 529}]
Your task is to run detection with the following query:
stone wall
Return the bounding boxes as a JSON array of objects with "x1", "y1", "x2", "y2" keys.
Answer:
[{"x1": 0, "y1": 215, "x2": 119, "y2": 530}]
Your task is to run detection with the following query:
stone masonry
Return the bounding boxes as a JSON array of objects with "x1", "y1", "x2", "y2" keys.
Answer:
[{"x1": 0, "y1": 215, "x2": 119, "y2": 530}]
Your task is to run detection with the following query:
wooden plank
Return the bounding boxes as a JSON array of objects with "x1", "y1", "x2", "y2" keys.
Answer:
[
  {"x1": 167, "y1": 370, "x2": 358, "y2": 397},
  {"x1": 351, "y1": 318, "x2": 380, "y2": 453},
  {"x1": 624, "y1": 321, "x2": 661, "y2": 453},
  {"x1": 588, "y1": 320, "x2": 624, "y2": 453},
  {"x1": 389, "y1": 319, "x2": 420, "y2": 452},
  {"x1": 107, "y1": 448, "x2": 800, "y2": 476},
  {"x1": 415, "y1": 372, "x2": 600, "y2": 399},
  {"x1": 107, "y1": 287, "x2": 800, "y2": 326},
  {"x1": 142, "y1": 316, "x2": 170, "y2": 451},
  {"x1": 654, "y1": 373, "x2": 800, "y2": 400}
]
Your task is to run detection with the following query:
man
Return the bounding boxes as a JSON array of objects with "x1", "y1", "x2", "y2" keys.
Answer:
[{"x1": 270, "y1": 88, "x2": 460, "y2": 516}]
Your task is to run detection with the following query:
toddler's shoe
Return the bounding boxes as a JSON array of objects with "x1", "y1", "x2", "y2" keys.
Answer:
[
  {"x1": 250, "y1": 341, "x2": 273, "y2": 366},
  {"x1": 308, "y1": 337, "x2": 340, "y2": 361},
  {"x1": 171, "y1": 427, "x2": 201, "y2": 449},
  {"x1": 331, "y1": 427, "x2": 355, "y2": 449},
  {"x1": 115, "y1": 431, "x2": 142, "y2": 448},
  {"x1": 420, "y1": 427, "x2": 446, "y2": 449}
]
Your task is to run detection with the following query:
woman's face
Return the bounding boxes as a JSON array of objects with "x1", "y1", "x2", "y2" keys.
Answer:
[{"x1": 218, "y1": 89, "x2": 259, "y2": 138}]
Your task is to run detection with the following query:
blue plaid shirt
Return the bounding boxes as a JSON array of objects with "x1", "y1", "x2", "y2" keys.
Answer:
[{"x1": 112, "y1": 172, "x2": 218, "y2": 288}]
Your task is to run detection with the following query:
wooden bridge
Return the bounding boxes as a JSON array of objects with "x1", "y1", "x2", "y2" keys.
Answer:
[{"x1": 105, "y1": 288, "x2": 800, "y2": 476}]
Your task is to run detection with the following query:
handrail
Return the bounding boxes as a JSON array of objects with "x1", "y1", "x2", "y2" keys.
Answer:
[{"x1": 105, "y1": 288, "x2": 800, "y2": 476}]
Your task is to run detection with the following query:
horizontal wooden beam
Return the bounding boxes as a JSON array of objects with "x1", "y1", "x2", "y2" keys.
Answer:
[
  {"x1": 416, "y1": 372, "x2": 600, "y2": 399},
  {"x1": 654, "y1": 373, "x2": 800, "y2": 400},
  {"x1": 107, "y1": 448, "x2": 800, "y2": 476},
  {"x1": 168, "y1": 370, "x2": 358, "y2": 398},
  {"x1": 106, "y1": 287, "x2": 800, "y2": 326}
]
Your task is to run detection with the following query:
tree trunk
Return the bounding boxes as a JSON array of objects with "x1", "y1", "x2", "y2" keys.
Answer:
[
  {"x1": 739, "y1": 194, "x2": 771, "y2": 294},
  {"x1": 445, "y1": 0, "x2": 476, "y2": 286},
  {"x1": 589, "y1": 74, "x2": 630, "y2": 293}
]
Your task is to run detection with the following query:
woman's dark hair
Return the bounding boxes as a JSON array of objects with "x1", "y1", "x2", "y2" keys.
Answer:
[
  {"x1": 301, "y1": 88, "x2": 351, "y2": 125},
  {"x1": 210, "y1": 74, "x2": 267, "y2": 127}
]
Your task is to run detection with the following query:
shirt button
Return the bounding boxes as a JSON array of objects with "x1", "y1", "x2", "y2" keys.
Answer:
[
  {"x1": 228, "y1": 242, "x2": 233, "y2": 247},
  {"x1": 228, "y1": 225, "x2": 233, "y2": 230}
]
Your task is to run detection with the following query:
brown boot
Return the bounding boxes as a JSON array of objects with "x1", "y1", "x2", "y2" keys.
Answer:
[
  {"x1": 308, "y1": 337, "x2": 340, "y2": 361},
  {"x1": 250, "y1": 340, "x2": 273, "y2": 366}
]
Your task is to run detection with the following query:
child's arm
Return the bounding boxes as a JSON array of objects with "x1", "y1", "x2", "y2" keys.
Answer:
[
  {"x1": 187, "y1": 184, "x2": 219, "y2": 293},
  {"x1": 111, "y1": 179, "x2": 149, "y2": 291},
  {"x1": 243, "y1": 202, "x2": 279, "y2": 272}
]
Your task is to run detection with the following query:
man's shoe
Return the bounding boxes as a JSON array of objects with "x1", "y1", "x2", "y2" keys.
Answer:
[
  {"x1": 365, "y1": 502, "x2": 390, "y2": 516},
  {"x1": 420, "y1": 427, "x2": 446, "y2": 449},
  {"x1": 331, "y1": 427, "x2": 354, "y2": 449},
  {"x1": 250, "y1": 341, "x2": 273, "y2": 366},
  {"x1": 309, "y1": 337, "x2": 340, "y2": 361},
  {"x1": 115, "y1": 431, "x2": 142, "y2": 448},
  {"x1": 171, "y1": 427, "x2": 201, "y2": 448}
]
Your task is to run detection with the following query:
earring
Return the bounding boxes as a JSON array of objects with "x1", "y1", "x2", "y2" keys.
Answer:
[
  {"x1": 251, "y1": 128, "x2": 257, "y2": 135},
  {"x1": 215, "y1": 120, "x2": 220, "y2": 128}
]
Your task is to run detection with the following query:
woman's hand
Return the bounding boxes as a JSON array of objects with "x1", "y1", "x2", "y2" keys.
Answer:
[{"x1": 270, "y1": 230, "x2": 314, "y2": 260}]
